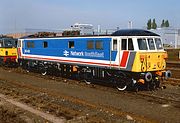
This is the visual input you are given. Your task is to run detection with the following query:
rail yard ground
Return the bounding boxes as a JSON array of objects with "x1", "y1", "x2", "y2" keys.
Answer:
[
  {"x1": 0, "y1": 48, "x2": 179, "y2": 123},
  {"x1": 0, "y1": 62, "x2": 179, "y2": 123}
]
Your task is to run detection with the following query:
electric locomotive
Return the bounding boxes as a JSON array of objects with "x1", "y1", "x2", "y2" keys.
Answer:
[
  {"x1": 17, "y1": 29, "x2": 171, "y2": 91},
  {"x1": 0, "y1": 36, "x2": 18, "y2": 66}
]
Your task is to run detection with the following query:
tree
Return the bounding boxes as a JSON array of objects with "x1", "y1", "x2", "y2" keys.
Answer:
[
  {"x1": 161, "y1": 19, "x2": 170, "y2": 28},
  {"x1": 152, "y1": 19, "x2": 157, "y2": 29},
  {"x1": 161, "y1": 19, "x2": 165, "y2": 28},
  {"x1": 147, "y1": 19, "x2": 152, "y2": 30},
  {"x1": 165, "y1": 20, "x2": 169, "y2": 27}
]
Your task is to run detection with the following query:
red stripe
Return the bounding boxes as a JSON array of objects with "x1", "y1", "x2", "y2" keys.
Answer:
[
  {"x1": 23, "y1": 55, "x2": 119, "y2": 67},
  {"x1": 120, "y1": 51, "x2": 129, "y2": 67}
]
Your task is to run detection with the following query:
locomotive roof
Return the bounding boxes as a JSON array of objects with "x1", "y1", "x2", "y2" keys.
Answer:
[
  {"x1": 111, "y1": 29, "x2": 160, "y2": 36},
  {"x1": 21, "y1": 29, "x2": 160, "y2": 39}
]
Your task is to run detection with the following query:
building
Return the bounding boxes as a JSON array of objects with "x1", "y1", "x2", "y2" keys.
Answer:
[
  {"x1": 151, "y1": 28, "x2": 180, "y2": 48},
  {"x1": 71, "y1": 23, "x2": 94, "y2": 35}
]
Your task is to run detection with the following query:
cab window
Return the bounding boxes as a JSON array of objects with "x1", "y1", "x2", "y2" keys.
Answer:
[
  {"x1": 121, "y1": 39, "x2": 127, "y2": 50},
  {"x1": 112, "y1": 39, "x2": 117, "y2": 51},
  {"x1": 3, "y1": 38, "x2": 17, "y2": 48},
  {"x1": 128, "y1": 38, "x2": 134, "y2": 50},
  {"x1": 155, "y1": 38, "x2": 163, "y2": 49},
  {"x1": 147, "y1": 38, "x2": 155, "y2": 50},
  {"x1": 4, "y1": 41, "x2": 13, "y2": 47},
  {"x1": 137, "y1": 38, "x2": 148, "y2": 50}
]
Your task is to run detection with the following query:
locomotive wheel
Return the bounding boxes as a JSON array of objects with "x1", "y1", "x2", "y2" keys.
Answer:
[
  {"x1": 26, "y1": 66, "x2": 30, "y2": 73},
  {"x1": 84, "y1": 79, "x2": 91, "y2": 85},
  {"x1": 80, "y1": 68, "x2": 92, "y2": 84},
  {"x1": 115, "y1": 72, "x2": 129, "y2": 91},
  {"x1": 41, "y1": 69, "x2": 47, "y2": 76},
  {"x1": 41, "y1": 71, "x2": 47, "y2": 76},
  {"x1": 116, "y1": 81, "x2": 127, "y2": 91},
  {"x1": 83, "y1": 72, "x2": 92, "y2": 85}
]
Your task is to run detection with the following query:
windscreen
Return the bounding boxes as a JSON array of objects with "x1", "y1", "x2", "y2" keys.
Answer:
[
  {"x1": 147, "y1": 38, "x2": 155, "y2": 50},
  {"x1": 2, "y1": 38, "x2": 17, "y2": 48},
  {"x1": 155, "y1": 38, "x2": 163, "y2": 49},
  {"x1": 137, "y1": 38, "x2": 148, "y2": 50}
]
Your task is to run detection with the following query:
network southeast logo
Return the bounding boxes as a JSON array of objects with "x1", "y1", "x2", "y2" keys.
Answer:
[
  {"x1": 63, "y1": 50, "x2": 104, "y2": 58},
  {"x1": 63, "y1": 50, "x2": 69, "y2": 56}
]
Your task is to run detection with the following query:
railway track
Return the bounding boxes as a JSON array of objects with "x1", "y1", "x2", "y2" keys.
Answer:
[
  {"x1": 167, "y1": 61, "x2": 180, "y2": 68},
  {"x1": 2, "y1": 66, "x2": 180, "y2": 102}
]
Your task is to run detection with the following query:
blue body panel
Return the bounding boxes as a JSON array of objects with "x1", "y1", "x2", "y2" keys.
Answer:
[{"x1": 22, "y1": 37, "x2": 117, "y2": 61}]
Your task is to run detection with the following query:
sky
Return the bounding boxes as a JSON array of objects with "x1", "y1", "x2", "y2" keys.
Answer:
[{"x1": 0, "y1": 0, "x2": 180, "y2": 34}]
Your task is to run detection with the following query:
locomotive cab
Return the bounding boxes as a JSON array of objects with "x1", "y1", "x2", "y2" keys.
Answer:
[
  {"x1": 132, "y1": 37, "x2": 166, "y2": 72},
  {"x1": 0, "y1": 37, "x2": 18, "y2": 66},
  {"x1": 111, "y1": 29, "x2": 171, "y2": 90}
]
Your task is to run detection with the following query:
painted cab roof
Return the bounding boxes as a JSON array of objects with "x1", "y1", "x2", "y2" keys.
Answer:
[{"x1": 111, "y1": 29, "x2": 160, "y2": 36}]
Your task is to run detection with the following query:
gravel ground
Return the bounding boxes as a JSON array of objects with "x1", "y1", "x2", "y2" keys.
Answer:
[
  {"x1": 0, "y1": 97, "x2": 49, "y2": 123},
  {"x1": 0, "y1": 67, "x2": 179, "y2": 123}
]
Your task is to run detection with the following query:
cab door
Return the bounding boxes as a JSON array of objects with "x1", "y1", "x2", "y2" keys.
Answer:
[{"x1": 119, "y1": 38, "x2": 135, "y2": 70}]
